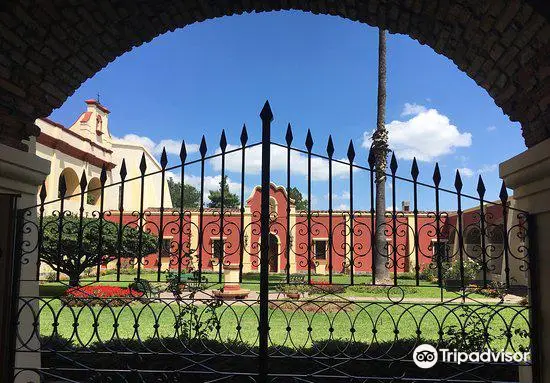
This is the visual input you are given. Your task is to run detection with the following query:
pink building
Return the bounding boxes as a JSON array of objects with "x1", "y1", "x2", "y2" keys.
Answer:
[{"x1": 107, "y1": 183, "x2": 518, "y2": 282}]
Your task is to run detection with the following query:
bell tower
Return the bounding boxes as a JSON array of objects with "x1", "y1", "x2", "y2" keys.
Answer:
[{"x1": 68, "y1": 99, "x2": 112, "y2": 148}]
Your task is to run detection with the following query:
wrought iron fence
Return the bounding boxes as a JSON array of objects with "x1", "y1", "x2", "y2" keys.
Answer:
[{"x1": 10, "y1": 101, "x2": 536, "y2": 382}]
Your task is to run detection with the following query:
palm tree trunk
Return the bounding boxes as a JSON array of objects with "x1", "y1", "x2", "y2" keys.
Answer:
[{"x1": 373, "y1": 28, "x2": 390, "y2": 282}]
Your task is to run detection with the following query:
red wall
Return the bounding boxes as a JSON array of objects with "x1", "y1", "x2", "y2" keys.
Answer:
[{"x1": 108, "y1": 186, "x2": 504, "y2": 275}]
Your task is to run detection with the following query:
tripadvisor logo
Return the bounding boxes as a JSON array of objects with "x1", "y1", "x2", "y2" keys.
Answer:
[
  {"x1": 413, "y1": 344, "x2": 438, "y2": 369},
  {"x1": 413, "y1": 344, "x2": 530, "y2": 369}
]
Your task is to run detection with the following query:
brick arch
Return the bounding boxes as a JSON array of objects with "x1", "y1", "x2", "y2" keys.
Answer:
[{"x1": 1, "y1": 1, "x2": 550, "y2": 150}]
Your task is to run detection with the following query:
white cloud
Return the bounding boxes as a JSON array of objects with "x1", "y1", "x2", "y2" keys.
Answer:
[
  {"x1": 487, "y1": 125, "x2": 497, "y2": 132},
  {"x1": 457, "y1": 167, "x2": 474, "y2": 177},
  {"x1": 401, "y1": 103, "x2": 427, "y2": 116},
  {"x1": 210, "y1": 144, "x2": 353, "y2": 181},
  {"x1": 339, "y1": 191, "x2": 350, "y2": 200},
  {"x1": 114, "y1": 134, "x2": 156, "y2": 152},
  {"x1": 324, "y1": 191, "x2": 350, "y2": 201},
  {"x1": 156, "y1": 139, "x2": 199, "y2": 156},
  {"x1": 363, "y1": 105, "x2": 472, "y2": 162},
  {"x1": 113, "y1": 134, "x2": 199, "y2": 156},
  {"x1": 310, "y1": 195, "x2": 320, "y2": 210},
  {"x1": 456, "y1": 164, "x2": 497, "y2": 178},
  {"x1": 336, "y1": 203, "x2": 349, "y2": 210},
  {"x1": 479, "y1": 164, "x2": 497, "y2": 174}
]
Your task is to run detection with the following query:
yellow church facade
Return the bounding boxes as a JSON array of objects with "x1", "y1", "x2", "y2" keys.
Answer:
[{"x1": 34, "y1": 99, "x2": 172, "y2": 215}]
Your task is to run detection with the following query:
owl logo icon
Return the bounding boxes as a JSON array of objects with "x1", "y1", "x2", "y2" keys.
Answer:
[{"x1": 413, "y1": 344, "x2": 438, "y2": 369}]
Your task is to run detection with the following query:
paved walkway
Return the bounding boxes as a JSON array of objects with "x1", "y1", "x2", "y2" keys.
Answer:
[{"x1": 158, "y1": 290, "x2": 525, "y2": 305}]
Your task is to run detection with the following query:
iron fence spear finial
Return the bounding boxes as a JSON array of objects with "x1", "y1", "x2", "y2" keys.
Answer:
[
  {"x1": 327, "y1": 135, "x2": 334, "y2": 158},
  {"x1": 240, "y1": 124, "x2": 248, "y2": 146},
  {"x1": 454, "y1": 169, "x2": 463, "y2": 193},
  {"x1": 160, "y1": 147, "x2": 168, "y2": 169},
  {"x1": 411, "y1": 157, "x2": 419, "y2": 180}
]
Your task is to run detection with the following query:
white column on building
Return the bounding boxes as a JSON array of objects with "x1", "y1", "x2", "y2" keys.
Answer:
[
  {"x1": 500, "y1": 138, "x2": 550, "y2": 383},
  {"x1": 0, "y1": 139, "x2": 50, "y2": 383}
]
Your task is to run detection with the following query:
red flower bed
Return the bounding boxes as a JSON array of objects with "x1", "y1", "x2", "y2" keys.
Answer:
[
  {"x1": 310, "y1": 280, "x2": 346, "y2": 294},
  {"x1": 63, "y1": 285, "x2": 141, "y2": 306}
]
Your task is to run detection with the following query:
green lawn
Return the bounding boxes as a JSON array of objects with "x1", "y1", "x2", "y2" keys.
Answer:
[
  {"x1": 36, "y1": 271, "x2": 530, "y2": 359},
  {"x1": 37, "y1": 297, "x2": 530, "y2": 353}
]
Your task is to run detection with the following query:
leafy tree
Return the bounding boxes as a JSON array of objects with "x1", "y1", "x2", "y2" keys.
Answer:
[
  {"x1": 167, "y1": 178, "x2": 201, "y2": 209},
  {"x1": 41, "y1": 216, "x2": 157, "y2": 286},
  {"x1": 207, "y1": 176, "x2": 239, "y2": 208},
  {"x1": 288, "y1": 187, "x2": 308, "y2": 210},
  {"x1": 371, "y1": 29, "x2": 390, "y2": 281}
]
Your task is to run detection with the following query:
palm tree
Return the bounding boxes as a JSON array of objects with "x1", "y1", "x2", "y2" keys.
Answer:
[{"x1": 371, "y1": 28, "x2": 390, "y2": 282}]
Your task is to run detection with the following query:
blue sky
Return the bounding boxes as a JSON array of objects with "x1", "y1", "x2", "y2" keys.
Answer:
[{"x1": 50, "y1": 11, "x2": 525, "y2": 211}]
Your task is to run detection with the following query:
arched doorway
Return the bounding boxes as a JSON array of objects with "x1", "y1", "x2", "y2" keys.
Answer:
[{"x1": 268, "y1": 233, "x2": 279, "y2": 273}]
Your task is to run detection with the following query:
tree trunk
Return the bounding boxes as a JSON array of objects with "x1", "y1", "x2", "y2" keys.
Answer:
[
  {"x1": 373, "y1": 29, "x2": 390, "y2": 283},
  {"x1": 68, "y1": 272, "x2": 80, "y2": 287}
]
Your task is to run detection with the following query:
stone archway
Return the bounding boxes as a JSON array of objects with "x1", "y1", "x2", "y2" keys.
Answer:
[
  {"x1": 1, "y1": 2, "x2": 550, "y2": 382},
  {"x1": 0, "y1": 1, "x2": 549, "y2": 150}
]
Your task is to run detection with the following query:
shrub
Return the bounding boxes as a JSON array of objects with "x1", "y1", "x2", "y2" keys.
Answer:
[
  {"x1": 444, "y1": 258, "x2": 482, "y2": 281},
  {"x1": 420, "y1": 258, "x2": 482, "y2": 284},
  {"x1": 164, "y1": 272, "x2": 221, "y2": 340},
  {"x1": 62, "y1": 285, "x2": 141, "y2": 307},
  {"x1": 419, "y1": 263, "x2": 438, "y2": 283},
  {"x1": 101, "y1": 266, "x2": 136, "y2": 276},
  {"x1": 346, "y1": 284, "x2": 418, "y2": 295},
  {"x1": 175, "y1": 302, "x2": 221, "y2": 340},
  {"x1": 398, "y1": 271, "x2": 416, "y2": 280},
  {"x1": 276, "y1": 284, "x2": 308, "y2": 295},
  {"x1": 442, "y1": 306, "x2": 498, "y2": 352}
]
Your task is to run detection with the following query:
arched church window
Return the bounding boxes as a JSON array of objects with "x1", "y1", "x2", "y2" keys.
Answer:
[
  {"x1": 87, "y1": 177, "x2": 101, "y2": 205},
  {"x1": 57, "y1": 168, "x2": 80, "y2": 200}
]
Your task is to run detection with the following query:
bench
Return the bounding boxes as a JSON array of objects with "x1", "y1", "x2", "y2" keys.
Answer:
[
  {"x1": 179, "y1": 272, "x2": 195, "y2": 283},
  {"x1": 275, "y1": 274, "x2": 307, "y2": 299},
  {"x1": 165, "y1": 270, "x2": 209, "y2": 294},
  {"x1": 131, "y1": 278, "x2": 162, "y2": 300}
]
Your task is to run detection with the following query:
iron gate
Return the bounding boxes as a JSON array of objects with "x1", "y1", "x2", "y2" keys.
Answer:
[{"x1": 9, "y1": 101, "x2": 537, "y2": 382}]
